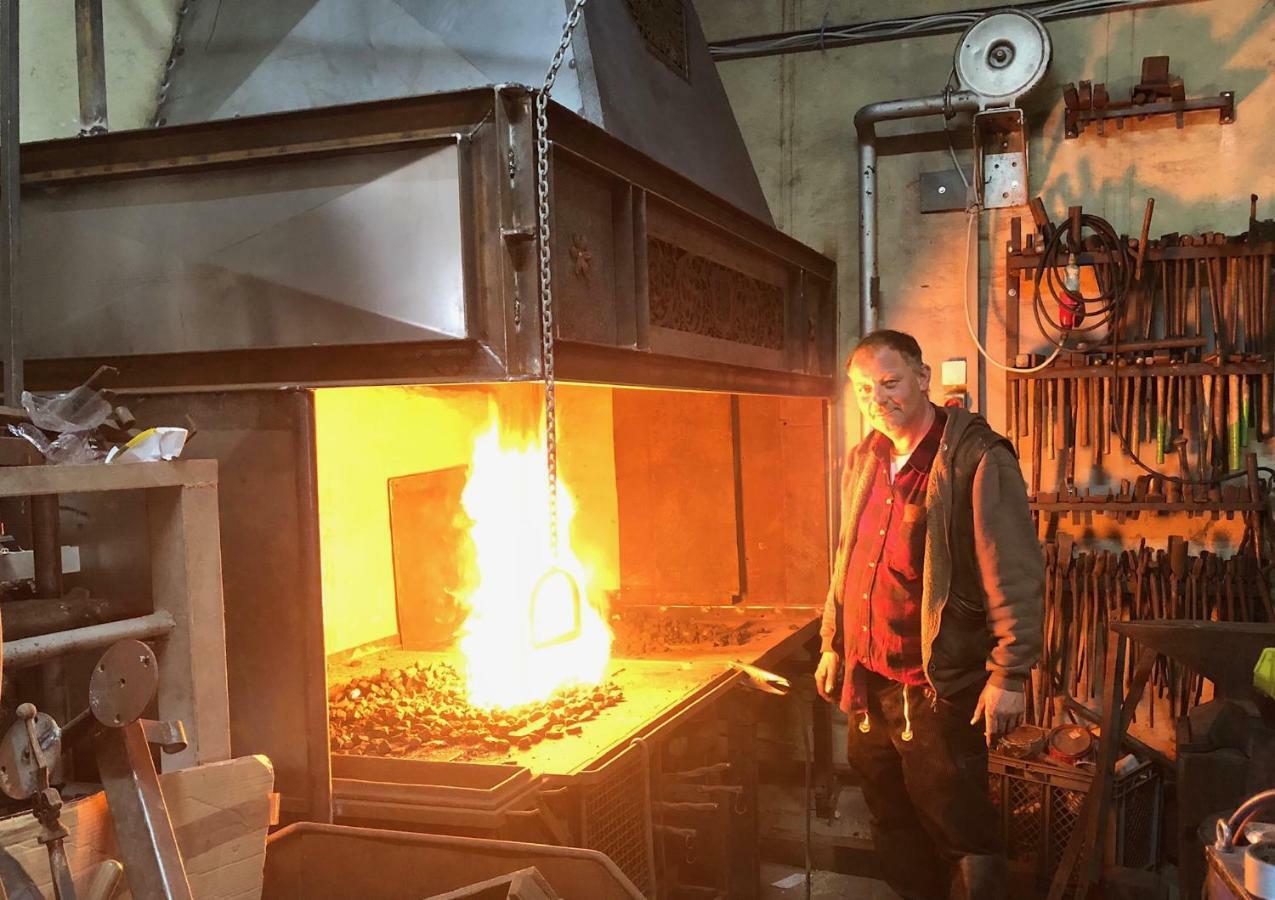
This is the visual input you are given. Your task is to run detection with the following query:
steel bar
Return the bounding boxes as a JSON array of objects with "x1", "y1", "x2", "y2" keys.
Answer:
[
  {"x1": 96, "y1": 722, "x2": 193, "y2": 900},
  {"x1": 2, "y1": 611, "x2": 175, "y2": 670},
  {"x1": 74, "y1": 0, "x2": 108, "y2": 134},
  {"x1": 0, "y1": 0, "x2": 18, "y2": 407}
]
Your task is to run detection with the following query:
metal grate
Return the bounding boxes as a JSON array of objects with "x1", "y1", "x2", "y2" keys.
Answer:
[{"x1": 580, "y1": 742, "x2": 655, "y2": 896}]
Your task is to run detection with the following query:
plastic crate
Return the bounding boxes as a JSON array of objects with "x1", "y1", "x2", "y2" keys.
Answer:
[{"x1": 988, "y1": 752, "x2": 1161, "y2": 888}]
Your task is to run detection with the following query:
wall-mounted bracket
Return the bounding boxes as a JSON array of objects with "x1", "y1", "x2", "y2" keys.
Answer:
[
  {"x1": 975, "y1": 108, "x2": 1028, "y2": 209},
  {"x1": 1063, "y1": 56, "x2": 1235, "y2": 138}
]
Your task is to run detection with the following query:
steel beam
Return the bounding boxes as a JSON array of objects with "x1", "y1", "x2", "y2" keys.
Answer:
[{"x1": 0, "y1": 0, "x2": 18, "y2": 407}]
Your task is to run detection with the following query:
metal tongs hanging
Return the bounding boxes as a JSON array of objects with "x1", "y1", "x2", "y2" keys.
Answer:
[{"x1": 527, "y1": 0, "x2": 590, "y2": 651}]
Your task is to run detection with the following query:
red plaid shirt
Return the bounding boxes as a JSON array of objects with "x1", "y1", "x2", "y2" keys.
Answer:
[{"x1": 840, "y1": 406, "x2": 945, "y2": 711}]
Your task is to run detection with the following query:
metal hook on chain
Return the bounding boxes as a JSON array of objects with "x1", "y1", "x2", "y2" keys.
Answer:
[{"x1": 528, "y1": 0, "x2": 590, "y2": 648}]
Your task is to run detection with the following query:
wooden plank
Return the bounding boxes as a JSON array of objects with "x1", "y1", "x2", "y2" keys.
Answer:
[
  {"x1": 0, "y1": 459, "x2": 217, "y2": 498},
  {"x1": 0, "y1": 755, "x2": 274, "y2": 900},
  {"x1": 148, "y1": 482, "x2": 231, "y2": 771}
]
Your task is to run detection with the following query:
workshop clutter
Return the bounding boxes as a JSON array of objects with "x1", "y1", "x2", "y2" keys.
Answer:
[
  {"x1": 1034, "y1": 536, "x2": 1270, "y2": 727},
  {"x1": 7, "y1": 366, "x2": 190, "y2": 464},
  {"x1": 989, "y1": 747, "x2": 1161, "y2": 888}
]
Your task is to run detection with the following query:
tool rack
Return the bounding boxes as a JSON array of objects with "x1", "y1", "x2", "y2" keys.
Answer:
[{"x1": 1000, "y1": 206, "x2": 1275, "y2": 730}]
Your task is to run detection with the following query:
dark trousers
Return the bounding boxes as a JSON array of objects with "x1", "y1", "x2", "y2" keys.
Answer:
[{"x1": 845, "y1": 669, "x2": 1004, "y2": 900}]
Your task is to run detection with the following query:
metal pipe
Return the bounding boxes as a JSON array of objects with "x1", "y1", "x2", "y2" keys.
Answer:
[
  {"x1": 854, "y1": 90, "x2": 981, "y2": 335},
  {"x1": 0, "y1": 0, "x2": 19, "y2": 406},
  {"x1": 2, "y1": 593, "x2": 146, "y2": 641},
  {"x1": 3, "y1": 611, "x2": 175, "y2": 670},
  {"x1": 30, "y1": 493, "x2": 68, "y2": 721},
  {"x1": 31, "y1": 495, "x2": 63, "y2": 599},
  {"x1": 74, "y1": 0, "x2": 109, "y2": 134}
]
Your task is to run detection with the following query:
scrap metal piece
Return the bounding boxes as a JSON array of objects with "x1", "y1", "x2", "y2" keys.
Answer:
[
  {"x1": 141, "y1": 719, "x2": 188, "y2": 755},
  {"x1": 4, "y1": 704, "x2": 78, "y2": 900},
  {"x1": 89, "y1": 638, "x2": 158, "y2": 728},
  {"x1": 96, "y1": 722, "x2": 194, "y2": 900},
  {"x1": 0, "y1": 707, "x2": 62, "y2": 799},
  {"x1": 729, "y1": 661, "x2": 791, "y2": 696}
]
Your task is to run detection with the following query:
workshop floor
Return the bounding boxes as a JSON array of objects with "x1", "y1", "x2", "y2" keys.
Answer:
[{"x1": 760, "y1": 862, "x2": 896, "y2": 899}]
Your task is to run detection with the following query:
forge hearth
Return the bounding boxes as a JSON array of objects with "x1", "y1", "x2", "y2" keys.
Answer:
[{"x1": 328, "y1": 661, "x2": 625, "y2": 760}]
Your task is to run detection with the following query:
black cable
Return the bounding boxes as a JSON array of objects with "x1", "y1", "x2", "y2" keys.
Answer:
[
  {"x1": 1030, "y1": 212, "x2": 1132, "y2": 345},
  {"x1": 1029, "y1": 208, "x2": 1265, "y2": 491}
]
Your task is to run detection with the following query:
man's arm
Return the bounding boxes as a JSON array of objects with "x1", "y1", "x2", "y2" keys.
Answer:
[
  {"x1": 969, "y1": 444, "x2": 1044, "y2": 742},
  {"x1": 972, "y1": 444, "x2": 1044, "y2": 683}
]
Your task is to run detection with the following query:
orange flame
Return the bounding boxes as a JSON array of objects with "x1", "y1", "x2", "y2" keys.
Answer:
[{"x1": 457, "y1": 418, "x2": 611, "y2": 709}]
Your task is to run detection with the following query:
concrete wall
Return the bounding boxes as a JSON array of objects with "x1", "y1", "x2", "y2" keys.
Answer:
[
  {"x1": 697, "y1": 0, "x2": 1275, "y2": 437},
  {"x1": 20, "y1": 0, "x2": 178, "y2": 141}
]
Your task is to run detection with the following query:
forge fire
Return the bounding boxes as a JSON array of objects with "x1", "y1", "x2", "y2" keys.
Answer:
[{"x1": 327, "y1": 662, "x2": 624, "y2": 759}]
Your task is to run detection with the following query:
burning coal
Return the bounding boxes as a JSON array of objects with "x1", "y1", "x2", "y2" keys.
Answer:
[{"x1": 328, "y1": 662, "x2": 624, "y2": 758}]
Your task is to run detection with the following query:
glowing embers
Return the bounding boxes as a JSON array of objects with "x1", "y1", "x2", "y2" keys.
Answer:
[
  {"x1": 456, "y1": 420, "x2": 612, "y2": 709},
  {"x1": 327, "y1": 662, "x2": 624, "y2": 759}
]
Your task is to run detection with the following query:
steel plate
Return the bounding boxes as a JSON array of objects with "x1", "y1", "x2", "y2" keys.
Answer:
[{"x1": 89, "y1": 639, "x2": 159, "y2": 727}]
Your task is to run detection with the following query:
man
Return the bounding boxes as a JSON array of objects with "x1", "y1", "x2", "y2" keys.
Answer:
[{"x1": 815, "y1": 330, "x2": 1043, "y2": 900}]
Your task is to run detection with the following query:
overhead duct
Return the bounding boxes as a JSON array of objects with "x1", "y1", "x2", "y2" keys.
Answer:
[
  {"x1": 155, "y1": 0, "x2": 772, "y2": 223},
  {"x1": 855, "y1": 10, "x2": 1052, "y2": 334}
]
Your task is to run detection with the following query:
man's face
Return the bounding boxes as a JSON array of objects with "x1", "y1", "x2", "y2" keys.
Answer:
[{"x1": 848, "y1": 346, "x2": 932, "y2": 439}]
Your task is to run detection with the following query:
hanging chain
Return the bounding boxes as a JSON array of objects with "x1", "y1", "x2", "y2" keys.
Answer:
[{"x1": 535, "y1": 0, "x2": 589, "y2": 557}]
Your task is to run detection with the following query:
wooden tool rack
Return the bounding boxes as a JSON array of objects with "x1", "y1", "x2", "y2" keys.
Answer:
[
  {"x1": 1002, "y1": 215, "x2": 1274, "y2": 504},
  {"x1": 1000, "y1": 212, "x2": 1275, "y2": 733}
]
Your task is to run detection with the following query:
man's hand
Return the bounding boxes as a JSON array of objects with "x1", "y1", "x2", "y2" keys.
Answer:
[
  {"x1": 814, "y1": 651, "x2": 840, "y2": 702},
  {"x1": 971, "y1": 681, "x2": 1025, "y2": 747}
]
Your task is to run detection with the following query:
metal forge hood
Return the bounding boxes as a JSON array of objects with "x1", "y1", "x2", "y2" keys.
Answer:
[{"x1": 157, "y1": 0, "x2": 771, "y2": 223}]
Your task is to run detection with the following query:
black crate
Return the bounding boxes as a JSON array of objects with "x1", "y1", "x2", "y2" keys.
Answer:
[{"x1": 988, "y1": 752, "x2": 1161, "y2": 888}]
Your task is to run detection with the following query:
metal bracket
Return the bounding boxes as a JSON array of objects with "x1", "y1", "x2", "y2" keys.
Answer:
[
  {"x1": 974, "y1": 108, "x2": 1028, "y2": 209},
  {"x1": 919, "y1": 169, "x2": 972, "y2": 214}
]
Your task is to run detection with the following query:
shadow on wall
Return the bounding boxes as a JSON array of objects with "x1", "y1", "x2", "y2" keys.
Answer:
[{"x1": 1023, "y1": 2, "x2": 1271, "y2": 234}]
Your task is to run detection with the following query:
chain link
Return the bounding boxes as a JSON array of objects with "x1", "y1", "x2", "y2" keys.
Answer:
[{"x1": 536, "y1": 0, "x2": 589, "y2": 557}]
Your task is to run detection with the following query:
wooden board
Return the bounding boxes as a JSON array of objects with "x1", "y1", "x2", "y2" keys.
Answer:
[
  {"x1": 0, "y1": 755, "x2": 274, "y2": 900},
  {"x1": 0, "y1": 460, "x2": 218, "y2": 498}
]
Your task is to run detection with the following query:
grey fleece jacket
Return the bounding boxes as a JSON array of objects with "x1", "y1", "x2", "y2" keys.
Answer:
[{"x1": 819, "y1": 406, "x2": 1044, "y2": 697}]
